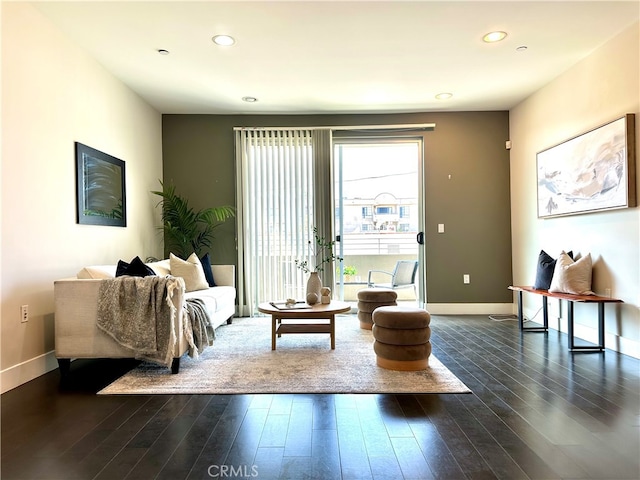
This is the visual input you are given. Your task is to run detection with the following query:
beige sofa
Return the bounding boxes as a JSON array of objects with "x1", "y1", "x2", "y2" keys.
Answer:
[{"x1": 54, "y1": 262, "x2": 236, "y2": 375}]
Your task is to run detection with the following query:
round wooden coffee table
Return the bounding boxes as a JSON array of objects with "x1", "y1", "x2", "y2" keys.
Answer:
[{"x1": 258, "y1": 301, "x2": 351, "y2": 350}]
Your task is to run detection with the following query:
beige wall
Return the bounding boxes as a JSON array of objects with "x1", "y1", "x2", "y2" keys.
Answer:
[
  {"x1": 1, "y1": 3, "x2": 164, "y2": 392},
  {"x1": 510, "y1": 22, "x2": 640, "y2": 358}
]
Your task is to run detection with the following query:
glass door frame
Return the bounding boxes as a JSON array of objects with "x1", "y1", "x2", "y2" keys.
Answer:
[{"x1": 332, "y1": 135, "x2": 426, "y2": 307}]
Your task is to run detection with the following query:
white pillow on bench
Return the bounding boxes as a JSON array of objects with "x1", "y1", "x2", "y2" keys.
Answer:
[{"x1": 549, "y1": 251, "x2": 594, "y2": 295}]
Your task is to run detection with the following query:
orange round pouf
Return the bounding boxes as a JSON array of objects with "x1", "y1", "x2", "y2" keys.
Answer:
[
  {"x1": 372, "y1": 306, "x2": 431, "y2": 371},
  {"x1": 356, "y1": 288, "x2": 397, "y2": 330}
]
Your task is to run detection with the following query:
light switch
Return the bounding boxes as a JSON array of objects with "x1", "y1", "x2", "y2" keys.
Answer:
[{"x1": 438, "y1": 224, "x2": 445, "y2": 233}]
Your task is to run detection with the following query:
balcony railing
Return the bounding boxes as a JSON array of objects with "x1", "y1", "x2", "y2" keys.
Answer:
[{"x1": 338, "y1": 232, "x2": 418, "y2": 256}]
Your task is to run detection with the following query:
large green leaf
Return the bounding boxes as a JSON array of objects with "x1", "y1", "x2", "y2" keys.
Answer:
[{"x1": 152, "y1": 180, "x2": 235, "y2": 258}]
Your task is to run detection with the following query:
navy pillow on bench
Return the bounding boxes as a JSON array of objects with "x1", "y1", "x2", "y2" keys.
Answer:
[{"x1": 533, "y1": 250, "x2": 572, "y2": 290}]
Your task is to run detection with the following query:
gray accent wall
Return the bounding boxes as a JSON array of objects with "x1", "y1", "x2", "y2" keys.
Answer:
[{"x1": 162, "y1": 112, "x2": 512, "y2": 304}]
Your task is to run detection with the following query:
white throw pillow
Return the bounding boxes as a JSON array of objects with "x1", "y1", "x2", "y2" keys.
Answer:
[
  {"x1": 549, "y1": 251, "x2": 594, "y2": 295},
  {"x1": 170, "y1": 253, "x2": 209, "y2": 292},
  {"x1": 147, "y1": 259, "x2": 171, "y2": 276},
  {"x1": 77, "y1": 265, "x2": 116, "y2": 279}
]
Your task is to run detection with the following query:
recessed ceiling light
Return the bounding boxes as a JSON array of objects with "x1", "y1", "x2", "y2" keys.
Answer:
[
  {"x1": 242, "y1": 96, "x2": 258, "y2": 103},
  {"x1": 435, "y1": 92, "x2": 453, "y2": 100},
  {"x1": 212, "y1": 35, "x2": 235, "y2": 46},
  {"x1": 483, "y1": 31, "x2": 507, "y2": 43},
  {"x1": 157, "y1": 49, "x2": 170, "y2": 55},
  {"x1": 516, "y1": 45, "x2": 528, "y2": 52}
]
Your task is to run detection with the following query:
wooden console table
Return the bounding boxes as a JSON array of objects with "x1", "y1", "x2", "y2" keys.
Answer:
[
  {"x1": 509, "y1": 286, "x2": 623, "y2": 352},
  {"x1": 258, "y1": 301, "x2": 351, "y2": 350}
]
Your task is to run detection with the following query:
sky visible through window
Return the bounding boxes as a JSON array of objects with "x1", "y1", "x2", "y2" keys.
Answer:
[{"x1": 336, "y1": 143, "x2": 418, "y2": 200}]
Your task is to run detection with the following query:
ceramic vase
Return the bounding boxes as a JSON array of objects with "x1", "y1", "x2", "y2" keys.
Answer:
[{"x1": 306, "y1": 272, "x2": 322, "y2": 305}]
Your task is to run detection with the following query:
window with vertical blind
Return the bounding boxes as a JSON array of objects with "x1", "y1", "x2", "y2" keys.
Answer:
[
  {"x1": 235, "y1": 129, "x2": 323, "y2": 315},
  {"x1": 235, "y1": 123, "x2": 432, "y2": 315}
]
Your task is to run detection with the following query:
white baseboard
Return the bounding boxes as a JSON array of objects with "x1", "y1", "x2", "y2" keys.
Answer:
[
  {"x1": 615, "y1": 336, "x2": 640, "y2": 359},
  {"x1": 1, "y1": 350, "x2": 58, "y2": 394},
  {"x1": 425, "y1": 303, "x2": 514, "y2": 315}
]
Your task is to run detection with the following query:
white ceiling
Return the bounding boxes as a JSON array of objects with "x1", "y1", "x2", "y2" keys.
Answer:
[{"x1": 33, "y1": 1, "x2": 639, "y2": 115}]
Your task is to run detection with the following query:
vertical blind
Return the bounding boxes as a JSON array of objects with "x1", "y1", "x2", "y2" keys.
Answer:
[{"x1": 236, "y1": 129, "x2": 327, "y2": 315}]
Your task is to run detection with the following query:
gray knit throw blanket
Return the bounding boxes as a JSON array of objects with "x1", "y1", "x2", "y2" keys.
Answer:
[
  {"x1": 97, "y1": 276, "x2": 182, "y2": 368},
  {"x1": 184, "y1": 298, "x2": 214, "y2": 359}
]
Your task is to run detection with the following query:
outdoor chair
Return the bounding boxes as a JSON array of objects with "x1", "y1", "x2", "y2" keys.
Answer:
[{"x1": 367, "y1": 260, "x2": 418, "y2": 295}]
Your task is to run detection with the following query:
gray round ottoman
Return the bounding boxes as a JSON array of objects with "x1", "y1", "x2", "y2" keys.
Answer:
[
  {"x1": 372, "y1": 306, "x2": 431, "y2": 371},
  {"x1": 357, "y1": 288, "x2": 397, "y2": 330}
]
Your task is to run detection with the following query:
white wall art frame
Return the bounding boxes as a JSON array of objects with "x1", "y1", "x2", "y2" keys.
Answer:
[{"x1": 537, "y1": 114, "x2": 636, "y2": 218}]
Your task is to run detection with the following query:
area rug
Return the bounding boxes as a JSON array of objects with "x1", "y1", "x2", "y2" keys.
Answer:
[{"x1": 98, "y1": 315, "x2": 471, "y2": 395}]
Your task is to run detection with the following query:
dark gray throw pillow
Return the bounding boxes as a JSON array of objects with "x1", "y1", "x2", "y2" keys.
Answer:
[
  {"x1": 200, "y1": 253, "x2": 216, "y2": 287},
  {"x1": 116, "y1": 256, "x2": 156, "y2": 277},
  {"x1": 533, "y1": 250, "x2": 572, "y2": 290}
]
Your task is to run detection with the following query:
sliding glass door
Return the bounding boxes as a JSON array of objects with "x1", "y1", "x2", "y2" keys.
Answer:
[
  {"x1": 333, "y1": 138, "x2": 425, "y2": 307},
  {"x1": 236, "y1": 128, "x2": 427, "y2": 316}
]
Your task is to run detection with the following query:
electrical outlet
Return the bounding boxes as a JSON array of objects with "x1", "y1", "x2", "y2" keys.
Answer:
[
  {"x1": 21, "y1": 305, "x2": 28, "y2": 323},
  {"x1": 605, "y1": 288, "x2": 611, "y2": 298},
  {"x1": 463, "y1": 274, "x2": 470, "y2": 284}
]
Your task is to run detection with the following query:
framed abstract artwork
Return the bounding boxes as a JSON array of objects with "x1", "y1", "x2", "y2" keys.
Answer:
[
  {"x1": 536, "y1": 114, "x2": 636, "y2": 218},
  {"x1": 75, "y1": 142, "x2": 127, "y2": 226}
]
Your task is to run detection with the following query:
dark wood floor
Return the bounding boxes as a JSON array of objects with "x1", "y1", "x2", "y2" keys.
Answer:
[{"x1": 2, "y1": 314, "x2": 639, "y2": 480}]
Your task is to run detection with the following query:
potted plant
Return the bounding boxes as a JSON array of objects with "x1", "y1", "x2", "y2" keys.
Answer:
[
  {"x1": 295, "y1": 227, "x2": 343, "y2": 304},
  {"x1": 151, "y1": 180, "x2": 235, "y2": 259},
  {"x1": 294, "y1": 227, "x2": 343, "y2": 274},
  {"x1": 343, "y1": 265, "x2": 357, "y2": 282}
]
